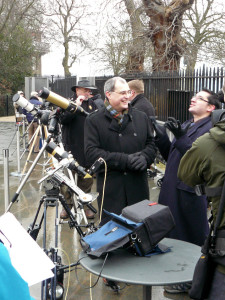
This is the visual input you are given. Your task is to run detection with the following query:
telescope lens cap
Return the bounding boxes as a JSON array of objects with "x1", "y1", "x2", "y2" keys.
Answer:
[{"x1": 12, "y1": 94, "x2": 20, "y2": 102}]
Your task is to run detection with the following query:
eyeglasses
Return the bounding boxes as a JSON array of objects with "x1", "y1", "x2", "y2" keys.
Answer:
[
  {"x1": 192, "y1": 95, "x2": 209, "y2": 103},
  {"x1": 112, "y1": 90, "x2": 132, "y2": 96}
]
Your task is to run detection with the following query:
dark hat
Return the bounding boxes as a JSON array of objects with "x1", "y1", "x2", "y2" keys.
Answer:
[{"x1": 71, "y1": 80, "x2": 97, "y2": 92}]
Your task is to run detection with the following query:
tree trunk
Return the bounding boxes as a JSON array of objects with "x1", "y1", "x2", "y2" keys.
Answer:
[
  {"x1": 142, "y1": 0, "x2": 194, "y2": 71},
  {"x1": 62, "y1": 40, "x2": 71, "y2": 77},
  {"x1": 124, "y1": 0, "x2": 146, "y2": 73},
  {"x1": 184, "y1": 46, "x2": 198, "y2": 70}
]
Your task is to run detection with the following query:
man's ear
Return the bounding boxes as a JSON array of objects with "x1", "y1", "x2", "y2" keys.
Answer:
[
  {"x1": 105, "y1": 91, "x2": 110, "y2": 99},
  {"x1": 207, "y1": 104, "x2": 216, "y2": 113}
]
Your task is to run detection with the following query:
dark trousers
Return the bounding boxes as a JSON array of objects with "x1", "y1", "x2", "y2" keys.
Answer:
[
  {"x1": 207, "y1": 268, "x2": 225, "y2": 300},
  {"x1": 60, "y1": 171, "x2": 93, "y2": 207}
]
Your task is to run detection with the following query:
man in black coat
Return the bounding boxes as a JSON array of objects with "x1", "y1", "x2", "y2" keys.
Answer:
[
  {"x1": 84, "y1": 77, "x2": 156, "y2": 225},
  {"x1": 128, "y1": 79, "x2": 155, "y2": 119},
  {"x1": 128, "y1": 79, "x2": 155, "y2": 135},
  {"x1": 60, "y1": 80, "x2": 97, "y2": 219},
  {"x1": 89, "y1": 88, "x2": 104, "y2": 109}
]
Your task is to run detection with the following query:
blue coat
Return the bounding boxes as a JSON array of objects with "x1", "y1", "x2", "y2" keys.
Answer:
[
  {"x1": 22, "y1": 96, "x2": 42, "y2": 123},
  {"x1": 156, "y1": 116, "x2": 212, "y2": 246}
]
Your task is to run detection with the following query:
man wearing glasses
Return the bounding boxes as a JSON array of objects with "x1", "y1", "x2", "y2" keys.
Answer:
[
  {"x1": 151, "y1": 88, "x2": 221, "y2": 294},
  {"x1": 84, "y1": 77, "x2": 156, "y2": 225}
]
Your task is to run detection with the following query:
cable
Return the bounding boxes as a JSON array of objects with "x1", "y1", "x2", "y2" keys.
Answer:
[
  {"x1": 7, "y1": 129, "x2": 17, "y2": 150},
  {"x1": 89, "y1": 273, "x2": 93, "y2": 300},
  {"x1": 75, "y1": 253, "x2": 109, "y2": 289},
  {"x1": 99, "y1": 158, "x2": 107, "y2": 224},
  {"x1": 56, "y1": 247, "x2": 70, "y2": 300}
]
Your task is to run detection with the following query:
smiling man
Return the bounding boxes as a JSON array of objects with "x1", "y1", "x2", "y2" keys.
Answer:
[
  {"x1": 84, "y1": 77, "x2": 156, "y2": 225},
  {"x1": 152, "y1": 88, "x2": 221, "y2": 294}
]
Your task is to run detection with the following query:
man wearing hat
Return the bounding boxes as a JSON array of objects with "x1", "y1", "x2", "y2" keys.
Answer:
[{"x1": 60, "y1": 79, "x2": 98, "y2": 219}]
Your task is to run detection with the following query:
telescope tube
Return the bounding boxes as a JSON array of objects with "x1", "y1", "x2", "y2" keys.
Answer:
[{"x1": 38, "y1": 87, "x2": 89, "y2": 115}]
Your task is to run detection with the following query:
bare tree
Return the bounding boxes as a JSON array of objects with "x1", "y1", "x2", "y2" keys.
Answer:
[
  {"x1": 45, "y1": 0, "x2": 91, "y2": 76},
  {"x1": 93, "y1": 21, "x2": 133, "y2": 75},
  {"x1": 182, "y1": 0, "x2": 225, "y2": 69},
  {"x1": 97, "y1": 0, "x2": 194, "y2": 73}
]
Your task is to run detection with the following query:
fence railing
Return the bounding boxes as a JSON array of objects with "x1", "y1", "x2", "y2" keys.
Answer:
[
  {"x1": 1, "y1": 66, "x2": 224, "y2": 122},
  {"x1": 95, "y1": 66, "x2": 224, "y2": 123},
  {"x1": 0, "y1": 95, "x2": 14, "y2": 117}
]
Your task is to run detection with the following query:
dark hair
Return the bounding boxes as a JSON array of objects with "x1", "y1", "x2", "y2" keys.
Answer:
[
  {"x1": 217, "y1": 89, "x2": 224, "y2": 104},
  {"x1": 202, "y1": 88, "x2": 221, "y2": 109}
]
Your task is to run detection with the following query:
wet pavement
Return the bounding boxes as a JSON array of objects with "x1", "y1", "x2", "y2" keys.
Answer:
[{"x1": 0, "y1": 118, "x2": 192, "y2": 300}]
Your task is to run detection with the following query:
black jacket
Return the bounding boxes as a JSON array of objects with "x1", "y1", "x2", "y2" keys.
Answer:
[
  {"x1": 89, "y1": 94, "x2": 104, "y2": 109},
  {"x1": 130, "y1": 94, "x2": 155, "y2": 134},
  {"x1": 60, "y1": 98, "x2": 97, "y2": 166},
  {"x1": 84, "y1": 105, "x2": 156, "y2": 223},
  {"x1": 130, "y1": 94, "x2": 155, "y2": 117}
]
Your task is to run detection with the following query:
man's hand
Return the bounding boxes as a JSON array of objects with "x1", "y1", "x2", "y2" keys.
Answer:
[
  {"x1": 165, "y1": 117, "x2": 191, "y2": 139},
  {"x1": 150, "y1": 116, "x2": 166, "y2": 138},
  {"x1": 75, "y1": 95, "x2": 85, "y2": 106},
  {"x1": 127, "y1": 153, "x2": 147, "y2": 171}
]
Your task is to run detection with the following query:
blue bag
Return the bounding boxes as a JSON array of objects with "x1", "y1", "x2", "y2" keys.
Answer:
[
  {"x1": 80, "y1": 213, "x2": 141, "y2": 257},
  {"x1": 80, "y1": 200, "x2": 175, "y2": 258}
]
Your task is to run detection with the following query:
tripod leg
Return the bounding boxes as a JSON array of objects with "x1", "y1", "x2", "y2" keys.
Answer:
[
  {"x1": 20, "y1": 119, "x2": 35, "y2": 159},
  {"x1": 7, "y1": 137, "x2": 52, "y2": 212},
  {"x1": 21, "y1": 124, "x2": 41, "y2": 175},
  {"x1": 28, "y1": 197, "x2": 45, "y2": 240}
]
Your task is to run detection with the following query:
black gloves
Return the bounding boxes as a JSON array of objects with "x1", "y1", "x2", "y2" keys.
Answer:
[
  {"x1": 127, "y1": 153, "x2": 147, "y2": 171},
  {"x1": 164, "y1": 117, "x2": 191, "y2": 139},
  {"x1": 150, "y1": 116, "x2": 166, "y2": 138}
]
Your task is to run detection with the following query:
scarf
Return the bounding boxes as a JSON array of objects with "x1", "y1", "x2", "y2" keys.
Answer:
[{"x1": 104, "y1": 99, "x2": 128, "y2": 125}]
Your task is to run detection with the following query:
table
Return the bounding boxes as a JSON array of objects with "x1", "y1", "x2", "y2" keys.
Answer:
[{"x1": 79, "y1": 238, "x2": 201, "y2": 300}]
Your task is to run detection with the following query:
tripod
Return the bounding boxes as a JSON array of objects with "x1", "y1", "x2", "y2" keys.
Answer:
[{"x1": 28, "y1": 169, "x2": 98, "y2": 300}]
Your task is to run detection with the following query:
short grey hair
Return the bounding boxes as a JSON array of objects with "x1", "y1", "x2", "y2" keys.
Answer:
[{"x1": 104, "y1": 77, "x2": 127, "y2": 94}]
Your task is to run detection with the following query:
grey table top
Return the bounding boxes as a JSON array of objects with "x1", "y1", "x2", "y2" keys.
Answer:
[{"x1": 79, "y1": 238, "x2": 201, "y2": 286}]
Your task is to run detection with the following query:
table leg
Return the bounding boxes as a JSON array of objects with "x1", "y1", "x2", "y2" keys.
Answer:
[{"x1": 143, "y1": 285, "x2": 152, "y2": 300}]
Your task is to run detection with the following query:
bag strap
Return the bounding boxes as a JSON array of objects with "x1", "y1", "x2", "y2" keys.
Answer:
[{"x1": 210, "y1": 179, "x2": 225, "y2": 251}]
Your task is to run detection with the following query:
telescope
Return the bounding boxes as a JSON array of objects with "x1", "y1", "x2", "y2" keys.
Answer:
[
  {"x1": 38, "y1": 87, "x2": 89, "y2": 116},
  {"x1": 45, "y1": 141, "x2": 92, "y2": 179},
  {"x1": 12, "y1": 93, "x2": 51, "y2": 122},
  {"x1": 13, "y1": 94, "x2": 38, "y2": 116}
]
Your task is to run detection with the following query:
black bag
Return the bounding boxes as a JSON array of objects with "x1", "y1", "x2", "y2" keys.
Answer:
[
  {"x1": 122, "y1": 200, "x2": 175, "y2": 256},
  {"x1": 80, "y1": 200, "x2": 175, "y2": 258},
  {"x1": 189, "y1": 180, "x2": 225, "y2": 299},
  {"x1": 189, "y1": 251, "x2": 215, "y2": 299}
]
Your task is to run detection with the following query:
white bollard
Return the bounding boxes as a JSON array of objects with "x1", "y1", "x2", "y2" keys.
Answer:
[
  {"x1": 16, "y1": 124, "x2": 21, "y2": 174},
  {"x1": 3, "y1": 149, "x2": 9, "y2": 211}
]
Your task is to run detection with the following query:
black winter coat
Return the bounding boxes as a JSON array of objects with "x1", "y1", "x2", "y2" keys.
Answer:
[
  {"x1": 60, "y1": 98, "x2": 97, "y2": 167},
  {"x1": 130, "y1": 94, "x2": 155, "y2": 134},
  {"x1": 84, "y1": 105, "x2": 156, "y2": 224}
]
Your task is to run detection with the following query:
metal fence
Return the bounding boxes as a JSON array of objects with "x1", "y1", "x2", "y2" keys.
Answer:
[
  {"x1": 95, "y1": 66, "x2": 224, "y2": 123},
  {"x1": 50, "y1": 76, "x2": 77, "y2": 99},
  {"x1": 1, "y1": 66, "x2": 224, "y2": 121},
  {"x1": 0, "y1": 95, "x2": 14, "y2": 117}
]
